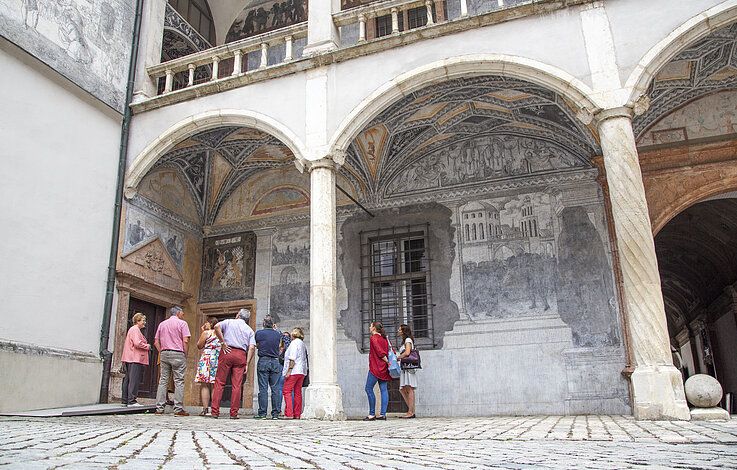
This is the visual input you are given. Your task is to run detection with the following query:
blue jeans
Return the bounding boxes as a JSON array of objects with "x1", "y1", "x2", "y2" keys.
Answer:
[
  {"x1": 257, "y1": 357, "x2": 281, "y2": 417},
  {"x1": 365, "y1": 371, "x2": 388, "y2": 416},
  {"x1": 275, "y1": 373, "x2": 285, "y2": 414}
]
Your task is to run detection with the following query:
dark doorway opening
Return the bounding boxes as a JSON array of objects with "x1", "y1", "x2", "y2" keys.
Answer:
[{"x1": 127, "y1": 298, "x2": 167, "y2": 398}]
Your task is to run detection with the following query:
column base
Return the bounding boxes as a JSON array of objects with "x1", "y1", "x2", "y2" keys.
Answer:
[
  {"x1": 303, "y1": 40, "x2": 339, "y2": 57},
  {"x1": 301, "y1": 384, "x2": 345, "y2": 420},
  {"x1": 630, "y1": 365, "x2": 691, "y2": 420}
]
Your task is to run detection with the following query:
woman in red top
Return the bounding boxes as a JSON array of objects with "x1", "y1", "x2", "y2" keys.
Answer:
[
  {"x1": 121, "y1": 313, "x2": 151, "y2": 406},
  {"x1": 364, "y1": 321, "x2": 391, "y2": 421}
]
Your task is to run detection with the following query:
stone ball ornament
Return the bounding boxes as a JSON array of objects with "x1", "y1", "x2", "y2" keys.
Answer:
[{"x1": 684, "y1": 374, "x2": 723, "y2": 408}]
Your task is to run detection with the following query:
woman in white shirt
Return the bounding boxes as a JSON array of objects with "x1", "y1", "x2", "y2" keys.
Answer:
[
  {"x1": 396, "y1": 324, "x2": 417, "y2": 418},
  {"x1": 282, "y1": 327, "x2": 308, "y2": 419}
]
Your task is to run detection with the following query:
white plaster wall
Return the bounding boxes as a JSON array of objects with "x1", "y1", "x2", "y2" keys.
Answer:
[
  {"x1": 0, "y1": 350, "x2": 102, "y2": 412},
  {"x1": 605, "y1": 0, "x2": 727, "y2": 85},
  {"x1": 0, "y1": 38, "x2": 121, "y2": 355}
]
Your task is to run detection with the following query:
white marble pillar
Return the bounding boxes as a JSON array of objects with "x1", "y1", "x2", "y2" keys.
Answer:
[
  {"x1": 132, "y1": 0, "x2": 167, "y2": 102},
  {"x1": 301, "y1": 155, "x2": 345, "y2": 420},
  {"x1": 596, "y1": 107, "x2": 690, "y2": 420},
  {"x1": 304, "y1": 0, "x2": 341, "y2": 56}
]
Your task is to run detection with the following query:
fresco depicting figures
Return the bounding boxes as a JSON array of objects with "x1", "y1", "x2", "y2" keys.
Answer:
[
  {"x1": 460, "y1": 191, "x2": 620, "y2": 348},
  {"x1": 200, "y1": 232, "x2": 257, "y2": 303},
  {"x1": 0, "y1": 0, "x2": 133, "y2": 111},
  {"x1": 226, "y1": 0, "x2": 307, "y2": 43},
  {"x1": 124, "y1": 206, "x2": 186, "y2": 273},
  {"x1": 270, "y1": 227, "x2": 310, "y2": 324},
  {"x1": 385, "y1": 135, "x2": 582, "y2": 197}
]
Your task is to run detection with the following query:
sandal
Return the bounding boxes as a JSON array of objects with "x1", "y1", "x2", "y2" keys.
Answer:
[
  {"x1": 362, "y1": 416, "x2": 375, "y2": 421},
  {"x1": 199, "y1": 408, "x2": 208, "y2": 416}
]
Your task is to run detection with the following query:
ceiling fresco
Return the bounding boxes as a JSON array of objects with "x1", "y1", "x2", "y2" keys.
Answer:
[
  {"x1": 655, "y1": 199, "x2": 737, "y2": 337},
  {"x1": 634, "y1": 22, "x2": 737, "y2": 143},
  {"x1": 342, "y1": 75, "x2": 602, "y2": 203},
  {"x1": 149, "y1": 126, "x2": 298, "y2": 225}
]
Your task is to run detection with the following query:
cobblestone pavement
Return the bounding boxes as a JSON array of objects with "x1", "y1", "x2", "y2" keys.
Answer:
[{"x1": 1, "y1": 414, "x2": 736, "y2": 469}]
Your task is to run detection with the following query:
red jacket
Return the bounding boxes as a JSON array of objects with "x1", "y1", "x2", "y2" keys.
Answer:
[{"x1": 369, "y1": 334, "x2": 391, "y2": 381}]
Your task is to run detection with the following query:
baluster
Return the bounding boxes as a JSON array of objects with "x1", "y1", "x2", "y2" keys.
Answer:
[
  {"x1": 460, "y1": 0, "x2": 468, "y2": 17},
  {"x1": 260, "y1": 43, "x2": 269, "y2": 68},
  {"x1": 359, "y1": 15, "x2": 366, "y2": 42},
  {"x1": 211, "y1": 56, "x2": 220, "y2": 81},
  {"x1": 233, "y1": 50, "x2": 243, "y2": 76},
  {"x1": 425, "y1": 0, "x2": 434, "y2": 25},
  {"x1": 284, "y1": 36, "x2": 293, "y2": 62},
  {"x1": 391, "y1": 7, "x2": 399, "y2": 34},
  {"x1": 164, "y1": 69, "x2": 173, "y2": 93},
  {"x1": 498, "y1": 0, "x2": 504, "y2": 6},
  {"x1": 187, "y1": 63, "x2": 195, "y2": 87}
]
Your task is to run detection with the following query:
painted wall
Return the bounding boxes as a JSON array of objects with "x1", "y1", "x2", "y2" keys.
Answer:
[{"x1": 0, "y1": 37, "x2": 122, "y2": 410}]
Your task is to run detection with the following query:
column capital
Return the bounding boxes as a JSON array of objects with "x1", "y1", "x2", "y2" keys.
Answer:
[
  {"x1": 305, "y1": 151, "x2": 346, "y2": 173},
  {"x1": 594, "y1": 106, "x2": 633, "y2": 124}
]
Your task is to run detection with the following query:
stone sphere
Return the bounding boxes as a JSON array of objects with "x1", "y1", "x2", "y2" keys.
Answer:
[{"x1": 684, "y1": 374, "x2": 723, "y2": 408}]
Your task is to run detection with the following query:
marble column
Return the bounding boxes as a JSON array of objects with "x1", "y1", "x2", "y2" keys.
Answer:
[
  {"x1": 132, "y1": 0, "x2": 167, "y2": 102},
  {"x1": 596, "y1": 107, "x2": 690, "y2": 420},
  {"x1": 301, "y1": 155, "x2": 345, "y2": 420}
]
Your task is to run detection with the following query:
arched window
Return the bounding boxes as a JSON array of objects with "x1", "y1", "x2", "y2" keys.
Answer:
[
  {"x1": 169, "y1": 0, "x2": 216, "y2": 45},
  {"x1": 465, "y1": 224, "x2": 470, "y2": 241},
  {"x1": 479, "y1": 223, "x2": 484, "y2": 240}
]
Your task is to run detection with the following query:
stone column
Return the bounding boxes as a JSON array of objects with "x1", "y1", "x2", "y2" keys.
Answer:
[
  {"x1": 304, "y1": 0, "x2": 341, "y2": 56},
  {"x1": 596, "y1": 107, "x2": 690, "y2": 420},
  {"x1": 132, "y1": 0, "x2": 167, "y2": 102},
  {"x1": 301, "y1": 155, "x2": 345, "y2": 420}
]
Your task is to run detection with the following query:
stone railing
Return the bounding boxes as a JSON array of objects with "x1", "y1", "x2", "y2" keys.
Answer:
[{"x1": 148, "y1": 22, "x2": 308, "y2": 94}]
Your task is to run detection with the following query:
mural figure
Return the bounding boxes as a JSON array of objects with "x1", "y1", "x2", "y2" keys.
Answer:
[
  {"x1": 124, "y1": 206, "x2": 186, "y2": 273},
  {"x1": 388, "y1": 135, "x2": 581, "y2": 196},
  {"x1": 270, "y1": 227, "x2": 310, "y2": 322},
  {"x1": 128, "y1": 219, "x2": 146, "y2": 246},
  {"x1": 200, "y1": 232, "x2": 256, "y2": 302},
  {"x1": 165, "y1": 235, "x2": 183, "y2": 266},
  {"x1": 57, "y1": 0, "x2": 92, "y2": 64},
  {"x1": 21, "y1": 0, "x2": 38, "y2": 29},
  {"x1": 225, "y1": 0, "x2": 307, "y2": 43}
]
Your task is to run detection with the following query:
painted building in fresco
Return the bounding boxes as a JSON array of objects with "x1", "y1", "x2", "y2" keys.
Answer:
[{"x1": 2, "y1": 0, "x2": 737, "y2": 418}]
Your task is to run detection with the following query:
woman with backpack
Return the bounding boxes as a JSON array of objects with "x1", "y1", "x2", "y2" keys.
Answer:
[
  {"x1": 396, "y1": 324, "x2": 417, "y2": 418},
  {"x1": 364, "y1": 321, "x2": 391, "y2": 421}
]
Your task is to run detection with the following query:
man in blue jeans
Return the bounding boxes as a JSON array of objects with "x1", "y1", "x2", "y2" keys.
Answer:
[{"x1": 254, "y1": 316, "x2": 283, "y2": 419}]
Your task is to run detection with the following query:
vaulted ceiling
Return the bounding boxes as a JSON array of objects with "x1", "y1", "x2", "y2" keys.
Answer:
[{"x1": 655, "y1": 198, "x2": 737, "y2": 338}]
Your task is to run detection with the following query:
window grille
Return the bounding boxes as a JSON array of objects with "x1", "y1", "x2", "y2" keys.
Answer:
[
  {"x1": 360, "y1": 224, "x2": 435, "y2": 352},
  {"x1": 406, "y1": 6, "x2": 428, "y2": 30}
]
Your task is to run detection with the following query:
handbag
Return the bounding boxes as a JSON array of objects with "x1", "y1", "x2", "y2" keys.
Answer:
[
  {"x1": 301, "y1": 350, "x2": 310, "y2": 387},
  {"x1": 387, "y1": 339, "x2": 401, "y2": 379},
  {"x1": 400, "y1": 347, "x2": 422, "y2": 370}
]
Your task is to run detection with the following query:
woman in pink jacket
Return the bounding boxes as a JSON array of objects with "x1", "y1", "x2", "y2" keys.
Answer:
[{"x1": 121, "y1": 312, "x2": 151, "y2": 406}]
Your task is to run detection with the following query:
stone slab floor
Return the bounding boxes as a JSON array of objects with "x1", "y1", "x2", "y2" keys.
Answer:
[{"x1": 1, "y1": 414, "x2": 736, "y2": 469}]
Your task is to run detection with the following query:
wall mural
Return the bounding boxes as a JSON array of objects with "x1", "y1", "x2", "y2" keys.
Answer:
[
  {"x1": 199, "y1": 232, "x2": 257, "y2": 303},
  {"x1": 460, "y1": 191, "x2": 619, "y2": 347},
  {"x1": 636, "y1": 90, "x2": 737, "y2": 146},
  {"x1": 226, "y1": 0, "x2": 307, "y2": 43},
  {"x1": 269, "y1": 226, "x2": 310, "y2": 324},
  {"x1": 139, "y1": 169, "x2": 200, "y2": 224},
  {"x1": 0, "y1": 0, "x2": 134, "y2": 112},
  {"x1": 124, "y1": 205, "x2": 186, "y2": 273},
  {"x1": 386, "y1": 134, "x2": 582, "y2": 197}
]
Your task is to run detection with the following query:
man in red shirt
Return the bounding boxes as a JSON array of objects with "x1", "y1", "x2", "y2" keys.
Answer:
[{"x1": 154, "y1": 306, "x2": 191, "y2": 416}]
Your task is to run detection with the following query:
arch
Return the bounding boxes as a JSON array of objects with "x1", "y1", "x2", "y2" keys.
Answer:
[
  {"x1": 624, "y1": 1, "x2": 737, "y2": 108},
  {"x1": 125, "y1": 110, "x2": 307, "y2": 199},
  {"x1": 652, "y1": 182, "x2": 737, "y2": 236},
  {"x1": 329, "y1": 54, "x2": 603, "y2": 154}
]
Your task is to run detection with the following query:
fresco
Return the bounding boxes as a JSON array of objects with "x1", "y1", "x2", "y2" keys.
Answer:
[
  {"x1": 385, "y1": 135, "x2": 582, "y2": 197},
  {"x1": 269, "y1": 226, "x2": 310, "y2": 324},
  {"x1": 636, "y1": 90, "x2": 737, "y2": 146},
  {"x1": 199, "y1": 232, "x2": 257, "y2": 303},
  {"x1": 226, "y1": 0, "x2": 307, "y2": 43},
  {"x1": 0, "y1": 0, "x2": 134, "y2": 112},
  {"x1": 139, "y1": 169, "x2": 200, "y2": 223},
  {"x1": 460, "y1": 192, "x2": 620, "y2": 348},
  {"x1": 124, "y1": 205, "x2": 186, "y2": 273}
]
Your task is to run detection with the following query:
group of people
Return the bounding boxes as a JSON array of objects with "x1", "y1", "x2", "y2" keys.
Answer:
[
  {"x1": 120, "y1": 309, "x2": 421, "y2": 419},
  {"x1": 121, "y1": 307, "x2": 308, "y2": 419}
]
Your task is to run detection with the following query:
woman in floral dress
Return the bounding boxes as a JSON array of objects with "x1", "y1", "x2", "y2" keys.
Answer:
[{"x1": 195, "y1": 316, "x2": 221, "y2": 416}]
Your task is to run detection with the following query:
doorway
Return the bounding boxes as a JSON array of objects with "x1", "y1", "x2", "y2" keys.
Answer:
[{"x1": 127, "y1": 297, "x2": 167, "y2": 398}]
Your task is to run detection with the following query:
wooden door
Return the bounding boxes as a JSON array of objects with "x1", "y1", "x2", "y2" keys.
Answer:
[
  {"x1": 128, "y1": 298, "x2": 166, "y2": 398},
  {"x1": 386, "y1": 378, "x2": 408, "y2": 413}
]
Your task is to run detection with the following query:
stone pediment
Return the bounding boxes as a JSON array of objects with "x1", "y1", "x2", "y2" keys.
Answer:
[{"x1": 118, "y1": 237, "x2": 184, "y2": 293}]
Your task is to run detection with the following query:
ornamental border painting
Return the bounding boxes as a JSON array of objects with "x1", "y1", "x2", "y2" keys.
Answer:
[
  {"x1": 199, "y1": 232, "x2": 257, "y2": 303},
  {"x1": 0, "y1": 0, "x2": 135, "y2": 112}
]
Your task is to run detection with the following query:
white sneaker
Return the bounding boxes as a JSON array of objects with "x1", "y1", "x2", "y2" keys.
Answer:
[{"x1": 129, "y1": 402, "x2": 144, "y2": 407}]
